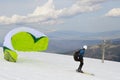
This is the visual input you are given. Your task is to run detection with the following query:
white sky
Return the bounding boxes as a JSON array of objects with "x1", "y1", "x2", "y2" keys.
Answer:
[{"x1": 0, "y1": 0, "x2": 120, "y2": 42}]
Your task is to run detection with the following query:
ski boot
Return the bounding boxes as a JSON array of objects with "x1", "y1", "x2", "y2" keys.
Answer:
[{"x1": 76, "y1": 69, "x2": 84, "y2": 73}]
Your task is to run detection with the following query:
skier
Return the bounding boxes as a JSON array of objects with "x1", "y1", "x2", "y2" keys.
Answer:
[{"x1": 76, "y1": 45, "x2": 87, "y2": 73}]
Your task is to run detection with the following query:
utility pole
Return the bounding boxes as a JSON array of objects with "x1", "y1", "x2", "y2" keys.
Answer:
[{"x1": 102, "y1": 40, "x2": 106, "y2": 63}]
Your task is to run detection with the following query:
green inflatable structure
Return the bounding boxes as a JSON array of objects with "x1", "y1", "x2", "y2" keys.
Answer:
[{"x1": 3, "y1": 27, "x2": 49, "y2": 62}]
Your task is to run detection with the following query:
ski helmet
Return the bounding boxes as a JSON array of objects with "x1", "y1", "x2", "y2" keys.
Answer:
[{"x1": 83, "y1": 45, "x2": 87, "y2": 50}]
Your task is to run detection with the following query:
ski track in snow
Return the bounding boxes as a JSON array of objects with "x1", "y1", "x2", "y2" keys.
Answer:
[{"x1": 0, "y1": 47, "x2": 120, "y2": 80}]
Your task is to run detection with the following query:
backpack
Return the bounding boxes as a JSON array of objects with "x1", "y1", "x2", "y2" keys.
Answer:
[{"x1": 73, "y1": 50, "x2": 80, "y2": 61}]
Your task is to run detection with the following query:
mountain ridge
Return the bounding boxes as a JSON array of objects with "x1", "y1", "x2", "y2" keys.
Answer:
[{"x1": 47, "y1": 30, "x2": 120, "y2": 40}]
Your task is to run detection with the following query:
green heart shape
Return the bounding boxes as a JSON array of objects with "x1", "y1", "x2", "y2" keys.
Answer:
[{"x1": 11, "y1": 32, "x2": 49, "y2": 51}]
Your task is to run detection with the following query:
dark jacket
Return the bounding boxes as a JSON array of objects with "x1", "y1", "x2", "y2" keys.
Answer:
[
  {"x1": 73, "y1": 48, "x2": 85, "y2": 61},
  {"x1": 79, "y1": 48, "x2": 85, "y2": 57}
]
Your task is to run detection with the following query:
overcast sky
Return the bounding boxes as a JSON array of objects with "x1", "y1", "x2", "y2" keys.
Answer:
[{"x1": 0, "y1": 0, "x2": 120, "y2": 42}]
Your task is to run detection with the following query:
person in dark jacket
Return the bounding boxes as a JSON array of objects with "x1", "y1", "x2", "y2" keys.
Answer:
[{"x1": 77, "y1": 45, "x2": 87, "y2": 73}]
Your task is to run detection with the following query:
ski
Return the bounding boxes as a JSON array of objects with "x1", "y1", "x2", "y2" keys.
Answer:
[
  {"x1": 76, "y1": 70, "x2": 95, "y2": 76},
  {"x1": 82, "y1": 72, "x2": 95, "y2": 76}
]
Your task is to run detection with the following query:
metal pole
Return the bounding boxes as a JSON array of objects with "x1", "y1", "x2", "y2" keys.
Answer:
[{"x1": 102, "y1": 40, "x2": 105, "y2": 63}]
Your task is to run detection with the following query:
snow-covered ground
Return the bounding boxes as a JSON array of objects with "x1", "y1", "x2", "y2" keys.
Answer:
[{"x1": 0, "y1": 47, "x2": 120, "y2": 80}]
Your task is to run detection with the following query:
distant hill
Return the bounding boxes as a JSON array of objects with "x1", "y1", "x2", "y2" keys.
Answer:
[
  {"x1": 46, "y1": 39, "x2": 102, "y2": 53},
  {"x1": 46, "y1": 30, "x2": 120, "y2": 40},
  {"x1": 46, "y1": 38, "x2": 120, "y2": 62},
  {"x1": 85, "y1": 44, "x2": 120, "y2": 62},
  {"x1": 0, "y1": 42, "x2": 2, "y2": 47},
  {"x1": 47, "y1": 30, "x2": 120, "y2": 53}
]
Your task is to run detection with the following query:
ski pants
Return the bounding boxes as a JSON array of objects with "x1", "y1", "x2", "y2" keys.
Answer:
[{"x1": 78, "y1": 56, "x2": 84, "y2": 70}]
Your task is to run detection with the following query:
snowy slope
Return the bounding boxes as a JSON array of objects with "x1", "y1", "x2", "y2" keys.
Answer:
[{"x1": 0, "y1": 47, "x2": 120, "y2": 80}]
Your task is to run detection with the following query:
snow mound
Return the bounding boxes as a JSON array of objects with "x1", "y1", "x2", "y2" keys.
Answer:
[{"x1": 0, "y1": 47, "x2": 120, "y2": 80}]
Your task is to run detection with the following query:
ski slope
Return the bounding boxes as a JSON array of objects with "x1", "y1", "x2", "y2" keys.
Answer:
[{"x1": 0, "y1": 47, "x2": 120, "y2": 80}]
